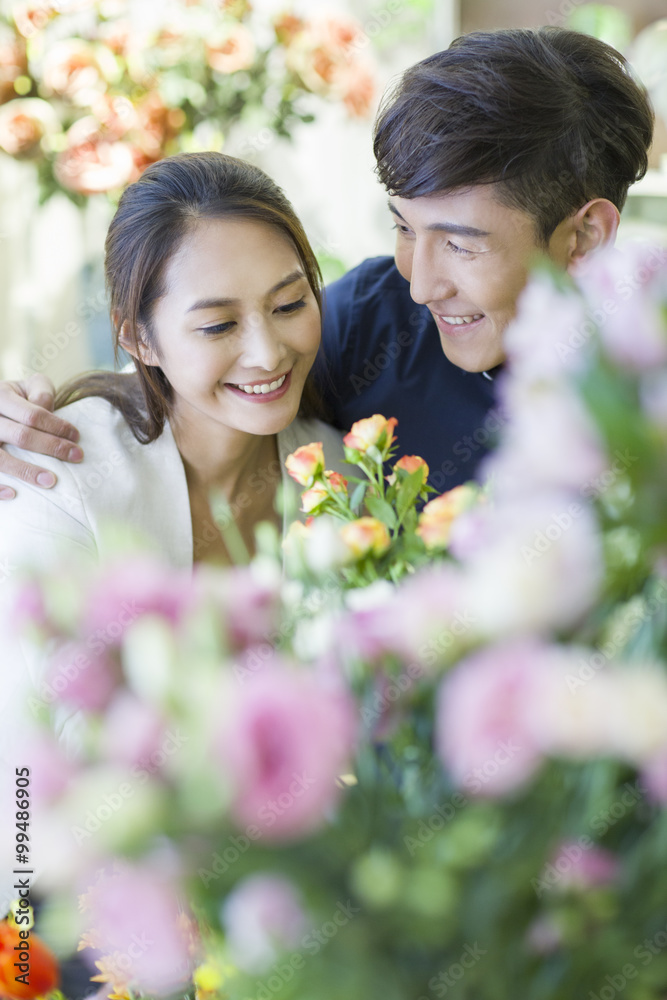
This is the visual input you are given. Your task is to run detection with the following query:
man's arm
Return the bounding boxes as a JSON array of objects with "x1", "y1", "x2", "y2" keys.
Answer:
[{"x1": 0, "y1": 375, "x2": 83, "y2": 499}]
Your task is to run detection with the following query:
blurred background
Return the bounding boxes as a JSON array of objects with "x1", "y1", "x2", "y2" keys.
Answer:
[{"x1": 0, "y1": 0, "x2": 665, "y2": 387}]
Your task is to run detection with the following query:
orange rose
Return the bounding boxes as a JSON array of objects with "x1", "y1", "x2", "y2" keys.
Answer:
[
  {"x1": 206, "y1": 25, "x2": 256, "y2": 74},
  {"x1": 388, "y1": 454, "x2": 429, "y2": 487},
  {"x1": 340, "y1": 516, "x2": 391, "y2": 560},
  {"x1": 416, "y1": 485, "x2": 477, "y2": 551},
  {"x1": 0, "y1": 919, "x2": 59, "y2": 999},
  {"x1": 343, "y1": 415, "x2": 398, "y2": 456},
  {"x1": 285, "y1": 442, "x2": 325, "y2": 486}
]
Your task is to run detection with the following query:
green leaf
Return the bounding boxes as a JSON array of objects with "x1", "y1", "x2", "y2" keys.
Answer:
[
  {"x1": 366, "y1": 496, "x2": 398, "y2": 530},
  {"x1": 396, "y1": 468, "x2": 428, "y2": 520},
  {"x1": 350, "y1": 481, "x2": 367, "y2": 513}
]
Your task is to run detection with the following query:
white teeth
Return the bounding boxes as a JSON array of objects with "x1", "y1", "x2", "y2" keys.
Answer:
[
  {"x1": 441, "y1": 314, "x2": 483, "y2": 325},
  {"x1": 235, "y1": 373, "x2": 287, "y2": 394}
]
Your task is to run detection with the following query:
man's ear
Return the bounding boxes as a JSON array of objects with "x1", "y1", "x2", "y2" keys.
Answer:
[
  {"x1": 558, "y1": 198, "x2": 620, "y2": 276},
  {"x1": 118, "y1": 320, "x2": 159, "y2": 366}
]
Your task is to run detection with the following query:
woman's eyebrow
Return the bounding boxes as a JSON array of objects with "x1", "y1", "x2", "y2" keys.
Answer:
[{"x1": 186, "y1": 270, "x2": 306, "y2": 313}]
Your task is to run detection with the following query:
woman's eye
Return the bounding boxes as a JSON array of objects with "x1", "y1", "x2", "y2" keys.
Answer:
[
  {"x1": 201, "y1": 321, "x2": 235, "y2": 335},
  {"x1": 276, "y1": 298, "x2": 306, "y2": 315}
]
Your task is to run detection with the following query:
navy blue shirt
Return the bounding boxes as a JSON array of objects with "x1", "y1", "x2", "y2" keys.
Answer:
[{"x1": 315, "y1": 256, "x2": 502, "y2": 491}]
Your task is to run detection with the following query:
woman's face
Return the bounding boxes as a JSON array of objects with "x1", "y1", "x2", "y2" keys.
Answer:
[{"x1": 140, "y1": 217, "x2": 321, "y2": 439}]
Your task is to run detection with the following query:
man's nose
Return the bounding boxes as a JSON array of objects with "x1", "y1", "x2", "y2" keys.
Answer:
[{"x1": 408, "y1": 240, "x2": 456, "y2": 306}]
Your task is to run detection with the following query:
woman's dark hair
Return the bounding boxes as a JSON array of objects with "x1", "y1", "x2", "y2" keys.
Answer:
[
  {"x1": 56, "y1": 151, "x2": 324, "y2": 441},
  {"x1": 373, "y1": 26, "x2": 654, "y2": 243}
]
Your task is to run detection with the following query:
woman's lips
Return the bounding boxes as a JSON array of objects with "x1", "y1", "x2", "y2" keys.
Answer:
[{"x1": 225, "y1": 368, "x2": 293, "y2": 402}]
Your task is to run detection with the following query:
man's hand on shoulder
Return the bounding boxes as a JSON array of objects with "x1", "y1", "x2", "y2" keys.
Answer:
[{"x1": 0, "y1": 375, "x2": 83, "y2": 499}]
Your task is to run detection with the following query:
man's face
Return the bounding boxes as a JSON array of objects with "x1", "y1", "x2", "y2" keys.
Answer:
[{"x1": 391, "y1": 185, "x2": 569, "y2": 372}]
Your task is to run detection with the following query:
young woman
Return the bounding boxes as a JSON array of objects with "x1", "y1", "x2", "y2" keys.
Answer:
[{"x1": 0, "y1": 151, "x2": 346, "y2": 573}]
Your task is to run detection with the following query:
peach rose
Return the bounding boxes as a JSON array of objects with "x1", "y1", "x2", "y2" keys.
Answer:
[
  {"x1": 41, "y1": 39, "x2": 116, "y2": 105},
  {"x1": 206, "y1": 24, "x2": 256, "y2": 74},
  {"x1": 340, "y1": 516, "x2": 391, "y2": 560},
  {"x1": 274, "y1": 12, "x2": 305, "y2": 45},
  {"x1": 0, "y1": 96, "x2": 59, "y2": 156},
  {"x1": 284, "y1": 441, "x2": 325, "y2": 486},
  {"x1": 388, "y1": 454, "x2": 429, "y2": 487},
  {"x1": 12, "y1": 1, "x2": 57, "y2": 38},
  {"x1": 341, "y1": 61, "x2": 376, "y2": 118},
  {"x1": 0, "y1": 26, "x2": 28, "y2": 105},
  {"x1": 343, "y1": 414, "x2": 397, "y2": 455},
  {"x1": 55, "y1": 121, "x2": 135, "y2": 194},
  {"x1": 417, "y1": 485, "x2": 477, "y2": 551},
  {"x1": 325, "y1": 470, "x2": 348, "y2": 493},
  {"x1": 300, "y1": 481, "x2": 328, "y2": 514}
]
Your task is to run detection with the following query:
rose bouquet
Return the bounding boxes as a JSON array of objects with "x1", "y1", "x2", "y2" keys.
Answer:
[{"x1": 3, "y1": 241, "x2": 667, "y2": 1000}]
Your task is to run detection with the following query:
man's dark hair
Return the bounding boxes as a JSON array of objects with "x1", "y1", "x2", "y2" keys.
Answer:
[{"x1": 373, "y1": 26, "x2": 654, "y2": 243}]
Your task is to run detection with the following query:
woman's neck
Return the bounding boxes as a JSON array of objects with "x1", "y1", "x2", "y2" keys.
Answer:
[{"x1": 168, "y1": 408, "x2": 280, "y2": 499}]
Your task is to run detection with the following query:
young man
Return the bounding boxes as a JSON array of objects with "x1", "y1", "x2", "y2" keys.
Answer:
[{"x1": 0, "y1": 26, "x2": 654, "y2": 497}]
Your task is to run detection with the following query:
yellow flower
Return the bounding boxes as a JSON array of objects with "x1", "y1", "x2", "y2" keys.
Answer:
[
  {"x1": 340, "y1": 517, "x2": 391, "y2": 559},
  {"x1": 416, "y1": 485, "x2": 477, "y2": 550},
  {"x1": 343, "y1": 415, "x2": 398, "y2": 455},
  {"x1": 285, "y1": 441, "x2": 325, "y2": 486}
]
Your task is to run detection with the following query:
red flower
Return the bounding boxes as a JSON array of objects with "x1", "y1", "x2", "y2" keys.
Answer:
[{"x1": 0, "y1": 920, "x2": 59, "y2": 1000}]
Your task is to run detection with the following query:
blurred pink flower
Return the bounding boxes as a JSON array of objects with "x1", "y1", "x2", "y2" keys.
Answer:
[
  {"x1": 504, "y1": 275, "x2": 591, "y2": 379},
  {"x1": 577, "y1": 243, "x2": 667, "y2": 371},
  {"x1": 461, "y1": 491, "x2": 603, "y2": 636},
  {"x1": 221, "y1": 874, "x2": 309, "y2": 973},
  {"x1": 339, "y1": 564, "x2": 470, "y2": 667},
  {"x1": 487, "y1": 379, "x2": 607, "y2": 497},
  {"x1": 45, "y1": 640, "x2": 118, "y2": 712},
  {"x1": 24, "y1": 731, "x2": 76, "y2": 804},
  {"x1": 81, "y1": 864, "x2": 196, "y2": 996},
  {"x1": 100, "y1": 691, "x2": 166, "y2": 769},
  {"x1": 642, "y1": 748, "x2": 667, "y2": 804},
  {"x1": 216, "y1": 659, "x2": 357, "y2": 839},
  {"x1": 82, "y1": 556, "x2": 194, "y2": 643},
  {"x1": 435, "y1": 639, "x2": 565, "y2": 796},
  {"x1": 12, "y1": 2, "x2": 57, "y2": 38},
  {"x1": 549, "y1": 841, "x2": 620, "y2": 891},
  {"x1": 196, "y1": 564, "x2": 279, "y2": 649}
]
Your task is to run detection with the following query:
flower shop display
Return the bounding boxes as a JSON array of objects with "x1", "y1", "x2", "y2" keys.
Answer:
[
  {"x1": 0, "y1": 0, "x2": 378, "y2": 203},
  {"x1": 5, "y1": 240, "x2": 667, "y2": 1000}
]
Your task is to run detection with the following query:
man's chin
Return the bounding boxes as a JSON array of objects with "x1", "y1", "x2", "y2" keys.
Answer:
[{"x1": 440, "y1": 343, "x2": 504, "y2": 374}]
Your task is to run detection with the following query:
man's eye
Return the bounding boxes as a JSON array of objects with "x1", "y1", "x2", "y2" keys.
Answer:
[
  {"x1": 392, "y1": 223, "x2": 412, "y2": 236},
  {"x1": 448, "y1": 241, "x2": 474, "y2": 256},
  {"x1": 276, "y1": 298, "x2": 306, "y2": 314}
]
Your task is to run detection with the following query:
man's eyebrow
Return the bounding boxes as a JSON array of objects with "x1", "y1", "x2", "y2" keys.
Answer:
[
  {"x1": 388, "y1": 201, "x2": 491, "y2": 239},
  {"x1": 186, "y1": 270, "x2": 306, "y2": 312}
]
